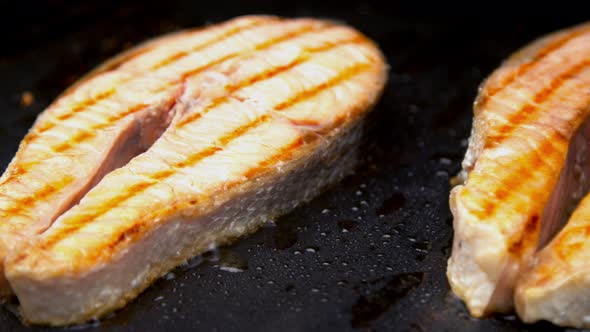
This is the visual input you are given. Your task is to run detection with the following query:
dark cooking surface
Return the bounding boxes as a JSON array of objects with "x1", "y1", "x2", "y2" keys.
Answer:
[{"x1": 0, "y1": 1, "x2": 587, "y2": 331}]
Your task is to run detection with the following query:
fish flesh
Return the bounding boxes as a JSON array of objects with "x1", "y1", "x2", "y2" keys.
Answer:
[
  {"x1": 515, "y1": 114, "x2": 590, "y2": 328},
  {"x1": 448, "y1": 21, "x2": 590, "y2": 319},
  {"x1": 0, "y1": 16, "x2": 387, "y2": 325}
]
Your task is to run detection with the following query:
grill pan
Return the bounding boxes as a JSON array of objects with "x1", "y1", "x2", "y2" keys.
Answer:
[{"x1": 0, "y1": 1, "x2": 588, "y2": 331}]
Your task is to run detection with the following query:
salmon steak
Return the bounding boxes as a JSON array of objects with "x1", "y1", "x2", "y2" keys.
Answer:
[
  {"x1": 447, "y1": 21, "x2": 590, "y2": 327},
  {"x1": 0, "y1": 16, "x2": 387, "y2": 325}
]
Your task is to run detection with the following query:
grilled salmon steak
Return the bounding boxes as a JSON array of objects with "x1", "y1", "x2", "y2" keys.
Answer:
[
  {"x1": 448, "y1": 21, "x2": 590, "y2": 324},
  {"x1": 0, "y1": 16, "x2": 387, "y2": 325}
]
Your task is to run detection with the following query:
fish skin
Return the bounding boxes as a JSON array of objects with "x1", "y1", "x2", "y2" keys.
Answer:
[
  {"x1": 447, "y1": 21, "x2": 590, "y2": 317},
  {"x1": 3, "y1": 16, "x2": 387, "y2": 325}
]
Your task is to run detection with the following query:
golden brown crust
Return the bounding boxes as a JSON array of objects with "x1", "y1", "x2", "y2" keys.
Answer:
[
  {"x1": 448, "y1": 20, "x2": 590, "y2": 316},
  {"x1": 33, "y1": 39, "x2": 378, "y2": 258},
  {"x1": 0, "y1": 17, "x2": 329, "y2": 243},
  {"x1": 3, "y1": 16, "x2": 387, "y2": 325}
]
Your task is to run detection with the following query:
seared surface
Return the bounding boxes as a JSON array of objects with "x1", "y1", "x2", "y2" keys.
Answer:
[
  {"x1": 2, "y1": 16, "x2": 386, "y2": 325},
  {"x1": 448, "y1": 21, "x2": 590, "y2": 317}
]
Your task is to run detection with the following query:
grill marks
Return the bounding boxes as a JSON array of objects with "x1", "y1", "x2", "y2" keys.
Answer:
[
  {"x1": 509, "y1": 215, "x2": 540, "y2": 255},
  {"x1": 460, "y1": 29, "x2": 590, "y2": 261},
  {"x1": 478, "y1": 24, "x2": 590, "y2": 109},
  {"x1": 275, "y1": 62, "x2": 371, "y2": 111},
  {"x1": 38, "y1": 147, "x2": 224, "y2": 250},
  {"x1": 180, "y1": 23, "x2": 322, "y2": 80},
  {"x1": 25, "y1": 18, "x2": 284, "y2": 148},
  {"x1": 151, "y1": 17, "x2": 274, "y2": 70},
  {"x1": 177, "y1": 36, "x2": 364, "y2": 128},
  {"x1": 0, "y1": 18, "x2": 387, "y2": 325},
  {"x1": 5, "y1": 22, "x2": 345, "y2": 218},
  {"x1": 51, "y1": 102, "x2": 152, "y2": 153},
  {"x1": 242, "y1": 137, "x2": 306, "y2": 179},
  {"x1": 40, "y1": 117, "x2": 267, "y2": 249},
  {"x1": 7, "y1": 31, "x2": 357, "y2": 224},
  {"x1": 31, "y1": 18, "x2": 273, "y2": 137},
  {"x1": 0, "y1": 20, "x2": 331, "y2": 219},
  {"x1": 0, "y1": 100, "x2": 157, "y2": 218},
  {"x1": 485, "y1": 58, "x2": 590, "y2": 149},
  {"x1": 32, "y1": 89, "x2": 117, "y2": 138},
  {"x1": 30, "y1": 21, "x2": 325, "y2": 154},
  {"x1": 468, "y1": 43, "x2": 590, "y2": 224},
  {"x1": 41, "y1": 58, "x2": 372, "y2": 251},
  {"x1": 445, "y1": 22, "x2": 590, "y2": 320},
  {"x1": 469, "y1": 129, "x2": 569, "y2": 220},
  {"x1": 28, "y1": 19, "x2": 286, "y2": 140},
  {"x1": 2, "y1": 176, "x2": 75, "y2": 218},
  {"x1": 97, "y1": 136, "x2": 307, "y2": 261}
]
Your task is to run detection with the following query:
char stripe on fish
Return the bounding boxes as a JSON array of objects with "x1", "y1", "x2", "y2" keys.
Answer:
[
  {"x1": 467, "y1": 60, "x2": 590, "y2": 223},
  {"x1": 485, "y1": 59, "x2": 590, "y2": 149},
  {"x1": 11, "y1": 22, "x2": 324, "y2": 167},
  {"x1": 151, "y1": 17, "x2": 277, "y2": 70},
  {"x1": 478, "y1": 25, "x2": 590, "y2": 109},
  {"x1": 0, "y1": 22, "x2": 340, "y2": 214},
  {"x1": 81, "y1": 136, "x2": 306, "y2": 263},
  {"x1": 24, "y1": 18, "x2": 275, "y2": 141},
  {"x1": 177, "y1": 37, "x2": 364, "y2": 127},
  {"x1": 35, "y1": 61, "x2": 372, "y2": 251}
]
